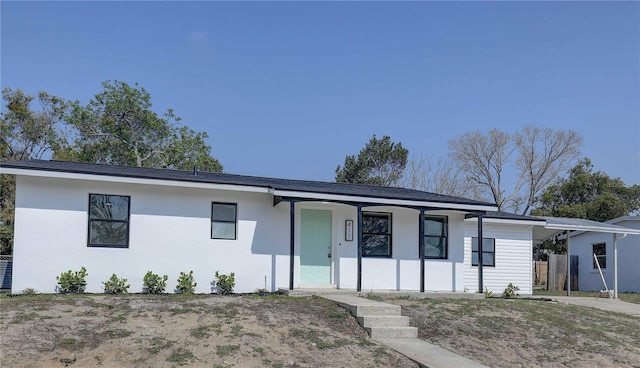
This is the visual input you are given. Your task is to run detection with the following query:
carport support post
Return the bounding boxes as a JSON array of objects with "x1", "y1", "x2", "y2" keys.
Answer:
[
  {"x1": 613, "y1": 233, "x2": 618, "y2": 299},
  {"x1": 566, "y1": 230, "x2": 571, "y2": 296},
  {"x1": 289, "y1": 201, "x2": 295, "y2": 291},
  {"x1": 419, "y1": 209, "x2": 425, "y2": 292},
  {"x1": 357, "y1": 205, "x2": 363, "y2": 292},
  {"x1": 477, "y1": 214, "x2": 484, "y2": 293}
]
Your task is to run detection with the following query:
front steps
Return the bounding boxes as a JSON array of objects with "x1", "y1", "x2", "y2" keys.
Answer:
[{"x1": 320, "y1": 294, "x2": 417, "y2": 338}]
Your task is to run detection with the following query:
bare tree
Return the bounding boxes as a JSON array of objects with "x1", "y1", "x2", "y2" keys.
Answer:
[
  {"x1": 449, "y1": 129, "x2": 515, "y2": 210},
  {"x1": 515, "y1": 126, "x2": 582, "y2": 214},
  {"x1": 402, "y1": 155, "x2": 480, "y2": 199},
  {"x1": 448, "y1": 126, "x2": 582, "y2": 214}
]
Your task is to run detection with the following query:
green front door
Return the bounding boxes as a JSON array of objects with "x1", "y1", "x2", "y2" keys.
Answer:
[{"x1": 300, "y1": 209, "x2": 332, "y2": 284}]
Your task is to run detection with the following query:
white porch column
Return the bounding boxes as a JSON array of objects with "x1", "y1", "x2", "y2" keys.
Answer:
[
  {"x1": 566, "y1": 230, "x2": 571, "y2": 296},
  {"x1": 613, "y1": 233, "x2": 618, "y2": 300}
]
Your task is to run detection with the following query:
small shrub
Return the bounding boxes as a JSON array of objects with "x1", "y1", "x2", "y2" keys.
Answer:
[
  {"x1": 22, "y1": 287, "x2": 37, "y2": 295},
  {"x1": 503, "y1": 283, "x2": 520, "y2": 298},
  {"x1": 176, "y1": 271, "x2": 197, "y2": 294},
  {"x1": 103, "y1": 274, "x2": 130, "y2": 294},
  {"x1": 214, "y1": 271, "x2": 235, "y2": 295},
  {"x1": 484, "y1": 287, "x2": 494, "y2": 298},
  {"x1": 56, "y1": 267, "x2": 88, "y2": 294},
  {"x1": 143, "y1": 271, "x2": 168, "y2": 294}
]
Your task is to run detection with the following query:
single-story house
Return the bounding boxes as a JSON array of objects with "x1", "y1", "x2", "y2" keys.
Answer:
[
  {"x1": 564, "y1": 216, "x2": 640, "y2": 293},
  {"x1": 1, "y1": 160, "x2": 636, "y2": 297}
]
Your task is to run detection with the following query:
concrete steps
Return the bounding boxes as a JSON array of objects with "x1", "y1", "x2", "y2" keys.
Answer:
[{"x1": 320, "y1": 294, "x2": 417, "y2": 338}]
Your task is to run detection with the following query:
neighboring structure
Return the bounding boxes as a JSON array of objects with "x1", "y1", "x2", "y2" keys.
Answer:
[
  {"x1": 2, "y1": 160, "x2": 634, "y2": 297},
  {"x1": 566, "y1": 216, "x2": 640, "y2": 293}
]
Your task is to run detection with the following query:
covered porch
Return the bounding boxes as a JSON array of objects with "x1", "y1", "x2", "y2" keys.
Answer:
[{"x1": 272, "y1": 187, "x2": 498, "y2": 293}]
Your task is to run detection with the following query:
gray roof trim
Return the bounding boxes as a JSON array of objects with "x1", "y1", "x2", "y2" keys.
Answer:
[{"x1": 1, "y1": 160, "x2": 498, "y2": 210}]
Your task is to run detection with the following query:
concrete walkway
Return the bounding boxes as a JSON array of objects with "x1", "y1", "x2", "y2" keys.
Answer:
[
  {"x1": 549, "y1": 296, "x2": 640, "y2": 317},
  {"x1": 320, "y1": 293, "x2": 489, "y2": 368}
]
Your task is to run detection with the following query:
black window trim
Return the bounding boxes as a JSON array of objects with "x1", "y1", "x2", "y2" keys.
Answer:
[
  {"x1": 211, "y1": 202, "x2": 238, "y2": 240},
  {"x1": 592, "y1": 242, "x2": 607, "y2": 269},
  {"x1": 361, "y1": 211, "x2": 393, "y2": 258},
  {"x1": 87, "y1": 193, "x2": 131, "y2": 248},
  {"x1": 423, "y1": 215, "x2": 448, "y2": 260},
  {"x1": 471, "y1": 237, "x2": 496, "y2": 267}
]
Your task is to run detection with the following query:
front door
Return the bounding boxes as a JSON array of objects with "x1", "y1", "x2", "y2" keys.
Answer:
[{"x1": 300, "y1": 209, "x2": 332, "y2": 284}]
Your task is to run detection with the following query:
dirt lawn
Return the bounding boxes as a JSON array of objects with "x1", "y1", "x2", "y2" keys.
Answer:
[
  {"x1": 1, "y1": 294, "x2": 418, "y2": 368},
  {"x1": 383, "y1": 296, "x2": 640, "y2": 368},
  {"x1": 3, "y1": 294, "x2": 640, "y2": 368}
]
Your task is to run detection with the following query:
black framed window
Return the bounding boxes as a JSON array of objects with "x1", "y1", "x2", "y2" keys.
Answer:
[
  {"x1": 593, "y1": 243, "x2": 606, "y2": 269},
  {"x1": 211, "y1": 203, "x2": 237, "y2": 240},
  {"x1": 424, "y1": 216, "x2": 448, "y2": 259},
  {"x1": 362, "y1": 212, "x2": 392, "y2": 257},
  {"x1": 472, "y1": 237, "x2": 495, "y2": 267},
  {"x1": 88, "y1": 194, "x2": 130, "y2": 248}
]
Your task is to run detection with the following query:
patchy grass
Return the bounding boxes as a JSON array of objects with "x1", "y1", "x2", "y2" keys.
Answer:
[
  {"x1": 384, "y1": 296, "x2": 640, "y2": 368},
  {"x1": 534, "y1": 289, "x2": 640, "y2": 304}
]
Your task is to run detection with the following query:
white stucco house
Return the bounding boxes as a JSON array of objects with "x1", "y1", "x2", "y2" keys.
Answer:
[
  {"x1": 2, "y1": 160, "x2": 632, "y2": 297},
  {"x1": 565, "y1": 216, "x2": 640, "y2": 293}
]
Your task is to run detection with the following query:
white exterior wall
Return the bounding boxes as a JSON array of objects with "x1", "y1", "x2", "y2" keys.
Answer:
[
  {"x1": 568, "y1": 219, "x2": 640, "y2": 293},
  {"x1": 464, "y1": 221, "x2": 533, "y2": 295},
  {"x1": 12, "y1": 173, "x2": 533, "y2": 294},
  {"x1": 13, "y1": 175, "x2": 291, "y2": 294}
]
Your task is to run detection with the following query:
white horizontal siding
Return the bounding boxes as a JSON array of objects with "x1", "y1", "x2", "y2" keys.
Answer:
[{"x1": 464, "y1": 222, "x2": 533, "y2": 295}]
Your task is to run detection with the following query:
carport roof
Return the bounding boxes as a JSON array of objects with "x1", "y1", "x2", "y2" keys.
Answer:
[{"x1": 532, "y1": 216, "x2": 640, "y2": 244}]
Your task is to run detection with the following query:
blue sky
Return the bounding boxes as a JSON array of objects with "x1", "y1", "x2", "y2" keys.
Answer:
[{"x1": 2, "y1": 1, "x2": 639, "y2": 185}]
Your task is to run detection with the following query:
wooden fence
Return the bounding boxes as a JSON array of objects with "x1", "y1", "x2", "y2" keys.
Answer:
[
  {"x1": 547, "y1": 254, "x2": 578, "y2": 291},
  {"x1": 533, "y1": 261, "x2": 547, "y2": 286}
]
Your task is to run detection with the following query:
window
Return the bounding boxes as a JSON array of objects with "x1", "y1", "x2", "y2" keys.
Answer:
[
  {"x1": 424, "y1": 216, "x2": 448, "y2": 259},
  {"x1": 211, "y1": 203, "x2": 237, "y2": 240},
  {"x1": 593, "y1": 243, "x2": 606, "y2": 269},
  {"x1": 362, "y1": 212, "x2": 392, "y2": 257},
  {"x1": 472, "y1": 237, "x2": 495, "y2": 267},
  {"x1": 88, "y1": 194, "x2": 130, "y2": 248}
]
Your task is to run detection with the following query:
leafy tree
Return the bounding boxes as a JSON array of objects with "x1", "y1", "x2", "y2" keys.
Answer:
[
  {"x1": 531, "y1": 158, "x2": 640, "y2": 222},
  {"x1": 0, "y1": 88, "x2": 68, "y2": 254},
  {"x1": 448, "y1": 126, "x2": 582, "y2": 214},
  {"x1": 335, "y1": 135, "x2": 408, "y2": 186},
  {"x1": 60, "y1": 80, "x2": 223, "y2": 172}
]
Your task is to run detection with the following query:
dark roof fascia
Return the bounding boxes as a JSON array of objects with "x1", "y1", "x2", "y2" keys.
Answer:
[
  {"x1": 1, "y1": 160, "x2": 497, "y2": 208},
  {"x1": 466, "y1": 211, "x2": 546, "y2": 223}
]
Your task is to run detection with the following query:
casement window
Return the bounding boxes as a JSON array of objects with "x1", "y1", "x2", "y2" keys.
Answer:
[
  {"x1": 472, "y1": 237, "x2": 496, "y2": 267},
  {"x1": 88, "y1": 194, "x2": 130, "y2": 248},
  {"x1": 362, "y1": 212, "x2": 392, "y2": 257},
  {"x1": 424, "y1": 216, "x2": 448, "y2": 259},
  {"x1": 592, "y1": 243, "x2": 606, "y2": 269},
  {"x1": 211, "y1": 203, "x2": 237, "y2": 240}
]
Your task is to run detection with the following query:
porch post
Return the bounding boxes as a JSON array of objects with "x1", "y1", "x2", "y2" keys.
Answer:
[
  {"x1": 613, "y1": 233, "x2": 618, "y2": 299},
  {"x1": 419, "y1": 209, "x2": 425, "y2": 292},
  {"x1": 289, "y1": 201, "x2": 295, "y2": 290},
  {"x1": 357, "y1": 205, "x2": 363, "y2": 292},
  {"x1": 477, "y1": 213, "x2": 484, "y2": 293},
  {"x1": 566, "y1": 230, "x2": 571, "y2": 296}
]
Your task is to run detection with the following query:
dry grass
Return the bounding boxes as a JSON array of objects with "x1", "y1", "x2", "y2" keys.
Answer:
[{"x1": 383, "y1": 296, "x2": 640, "y2": 368}]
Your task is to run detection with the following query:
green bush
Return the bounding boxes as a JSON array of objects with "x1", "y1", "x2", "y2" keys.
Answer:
[
  {"x1": 176, "y1": 271, "x2": 197, "y2": 294},
  {"x1": 143, "y1": 271, "x2": 168, "y2": 294},
  {"x1": 103, "y1": 274, "x2": 130, "y2": 294},
  {"x1": 56, "y1": 267, "x2": 88, "y2": 294},
  {"x1": 503, "y1": 283, "x2": 520, "y2": 298},
  {"x1": 214, "y1": 271, "x2": 235, "y2": 295}
]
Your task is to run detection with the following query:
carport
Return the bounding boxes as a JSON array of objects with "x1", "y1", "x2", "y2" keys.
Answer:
[{"x1": 532, "y1": 217, "x2": 640, "y2": 299}]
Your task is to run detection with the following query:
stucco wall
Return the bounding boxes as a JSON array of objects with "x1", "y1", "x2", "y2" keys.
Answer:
[{"x1": 13, "y1": 175, "x2": 291, "y2": 294}]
